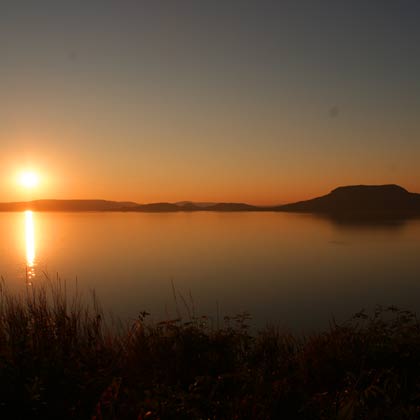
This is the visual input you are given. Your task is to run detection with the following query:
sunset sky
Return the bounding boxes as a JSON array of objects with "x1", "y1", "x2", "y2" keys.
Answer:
[{"x1": 1, "y1": 1, "x2": 419, "y2": 204}]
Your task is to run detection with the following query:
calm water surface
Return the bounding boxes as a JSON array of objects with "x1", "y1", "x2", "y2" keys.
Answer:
[{"x1": 1, "y1": 211, "x2": 420, "y2": 330}]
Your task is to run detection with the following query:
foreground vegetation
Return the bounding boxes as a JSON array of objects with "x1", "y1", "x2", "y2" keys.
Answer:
[{"x1": 1, "y1": 281, "x2": 420, "y2": 419}]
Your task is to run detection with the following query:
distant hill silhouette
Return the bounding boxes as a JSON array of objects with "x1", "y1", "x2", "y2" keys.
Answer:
[
  {"x1": 276, "y1": 185, "x2": 420, "y2": 217},
  {"x1": 130, "y1": 202, "x2": 193, "y2": 212},
  {"x1": 204, "y1": 203, "x2": 260, "y2": 212},
  {"x1": 0, "y1": 199, "x2": 139, "y2": 212},
  {"x1": 0, "y1": 185, "x2": 419, "y2": 217},
  {"x1": 175, "y1": 201, "x2": 216, "y2": 208},
  {"x1": 128, "y1": 202, "x2": 260, "y2": 212}
]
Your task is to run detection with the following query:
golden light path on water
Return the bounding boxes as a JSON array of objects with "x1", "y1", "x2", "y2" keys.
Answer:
[{"x1": 24, "y1": 210, "x2": 36, "y2": 282}]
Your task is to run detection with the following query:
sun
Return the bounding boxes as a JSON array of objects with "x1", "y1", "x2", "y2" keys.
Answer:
[{"x1": 19, "y1": 171, "x2": 39, "y2": 189}]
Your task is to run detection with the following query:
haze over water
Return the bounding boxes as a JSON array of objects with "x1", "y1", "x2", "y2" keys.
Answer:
[{"x1": 1, "y1": 211, "x2": 420, "y2": 330}]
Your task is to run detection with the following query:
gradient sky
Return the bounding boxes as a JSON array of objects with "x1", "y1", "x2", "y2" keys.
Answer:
[{"x1": 1, "y1": 0, "x2": 419, "y2": 204}]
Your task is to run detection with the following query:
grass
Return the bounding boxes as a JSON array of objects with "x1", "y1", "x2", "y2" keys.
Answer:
[{"x1": 1, "y1": 280, "x2": 420, "y2": 419}]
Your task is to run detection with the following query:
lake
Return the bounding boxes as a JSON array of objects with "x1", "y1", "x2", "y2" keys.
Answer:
[{"x1": 1, "y1": 211, "x2": 420, "y2": 331}]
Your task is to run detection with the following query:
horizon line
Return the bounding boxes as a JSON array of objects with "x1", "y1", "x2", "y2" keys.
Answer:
[{"x1": 1, "y1": 183, "x2": 418, "y2": 208}]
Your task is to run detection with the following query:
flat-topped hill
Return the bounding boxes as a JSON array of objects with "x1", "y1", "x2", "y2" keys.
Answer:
[{"x1": 277, "y1": 184, "x2": 420, "y2": 217}]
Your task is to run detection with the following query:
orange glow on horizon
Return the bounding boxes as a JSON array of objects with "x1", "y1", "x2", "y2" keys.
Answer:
[{"x1": 1, "y1": 157, "x2": 419, "y2": 206}]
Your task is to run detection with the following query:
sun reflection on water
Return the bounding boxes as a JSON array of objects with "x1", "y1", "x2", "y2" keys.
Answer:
[{"x1": 24, "y1": 210, "x2": 36, "y2": 283}]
